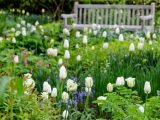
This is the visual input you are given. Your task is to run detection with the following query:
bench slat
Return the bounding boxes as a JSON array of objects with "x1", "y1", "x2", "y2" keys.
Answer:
[
  {"x1": 101, "y1": 9, "x2": 104, "y2": 24},
  {"x1": 79, "y1": 8, "x2": 82, "y2": 24},
  {"x1": 110, "y1": 9, "x2": 113, "y2": 25},
  {"x1": 105, "y1": 9, "x2": 108, "y2": 25},
  {"x1": 123, "y1": 9, "x2": 126, "y2": 25},
  {"x1": 83, "y1": 8, "x2": 86, "y2": 24},
  {"x1": 136, "y1": 10, "x2": 140, "y2": 25},
  {"x1": 92, "y1": 9, "x2": 95, "y2": 24},
  {"x1": 127, "y1": 9, "x2": 130, "y2": 25},
  {"x1": 132, "y1": 9, "x2": 135, "y2": 25},
  {"x1": 96, "y1": 9, "x2": 99, "y2": 24},
  {"x1": 118, "y1": 9, "x2": 122, "y2": 25},
  {"x1": 88, "y1": 8, "x2": 90, "y2": 24},
  {"x1": 114, "y1": 9, "x2": 117, "y2": 25}
]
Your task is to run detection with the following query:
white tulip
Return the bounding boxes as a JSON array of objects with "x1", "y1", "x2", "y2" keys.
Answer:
[
  {"x1": 63, "y1": 39, "x2": 69, "y2": 49},
  {"x1": 139, "y1": 37, "x2": 145, "y2": 43},
  {"x1": 63, "y1": 28, "x2": 70, "y2": 36},
  {"x1": 93, "y1": 30, "x2": 97, "y2": 35},
  {"x1": 0, "y1": 37, "x2": 3, "y2": 42},
  {"x1": 62, "y1": 110, "x2": 68, "y2": 119},
  {"x1": 125, "y1": 77, "x2": 135, "y2": 88},
  {"x1": 146, "y1": 31, "x2": 150, "y2": 39},
  {"x1": 58, "y1": 58, "x2": 63, "y2": 65},
  {"x1": 12, "y1": 37, "x2": 16, "y2": 43},
  {"x1": 97, "y1": 25, "x2": 101, "y2": 30},
  {"x1": 22, "y1": 30, "x2": 26, "y2": 36},
  {"x1": 91, "y1": 46, "x2": 95, "y2": 50},
  {"x1": 59, "y1": 65, "x2": 67, "y2": 80},
  {"x1": 76, "y1": 55, "x2": 81, "y2": 61},
  {"x1": 138, "y1": 105, "x2": 144, "y2": 113},
  {"x1": 67, "y1": 79, "x2": 77, "y2": 92},
  {"x1": 41, "y1": 92, "x2": 48, "y2": 100},
  {"x1": 11, "y1": 27, "x2": 16, "y2": 32},
  {"x1": 76, "y1": 31, "x2": 81, "y2": 38},
  {"x1": 107, "y1": 83, "x2": 113, "y2": 92},
  {"x1": 149, "y1": 40, "x2": 152, "y2": 45},
  {"x1": 15, "y1": 31, "x2": 21, "y2": 36},
  {"x1": 82, "y1": 35, "x2": 88, "y2": 45},
  {"x1": 16, "y1": 24, "x2": 21, "y2": 28},
  {"x1": 102, "y1": 31, "x2": 107, "y2": 38},
  {"x1": 47, "y1": 48, "x2": 58, "y2": 57},
  {"x1": 152, "y1": 33, "x2": 156, "y2": 39},
  {"x1": 43, "y1": 81, "x2": 52, "y2": 93},
  {"x1": 27, "y1": 23, "x2": 31, "y2": 28},
  {"x1": 62, "y1": 91, "x2": 69, "y2": 102},
  {"x1": 21, "y1": 20, "x2": 26, "y2": 25},
  {"x1": 129, "y1": 43, "x2": 135, "y2": 51},
  {"x1": 31, "y1": 25, "x2": 36, "y2": 32},
  {"x1": 85, "y1": 77, "x2": 93, "y2": 88},
  {"x1": 35, "y1": 21, "x2": 39, "y2": 26},
  {"x1": 51, "y1": 88, "x2": 57, "y2": 97},
  {"x1": 144, "y1": 81, "x2": 151, "y2": 94},
  {"x1": 84, "y1": 27, "x2": 88, "y2": 32},
  {"x1": 115, "y1": 27, "x2": 120, "y2": 34},
  {"x1": 75, "y1": 44, "x2": 79, "y2": 49},
  {"x1": 119, "y1": 34, "x2": 124, "y2": 41},
  {"x1": 64, "y1": 50, "x2": 70, "y2": 59},
  {"x1": 14, "y1": 55, "x2": 19, "y2": 63},
  {"x1": 116, "y1": 76, "x2": 125, "y2": 86},
  {"x1": 22, "y1": 10, "x2": 25, "y2": 14},
  {"x1": 26, "y1": 12, "x2": 29, "y2": 16},
  {"x1": 89, "y1": 29, "x2": 92, "y2": 34},
  {"x1": 97, "y1": 96, "x2": 106, "y2": 100},
  {"x1": 103, "y1": 42, "x2": 109, "y2": 49},
  {"x1": 137, "y1": 42, "x2": 144, "y2": 50}
]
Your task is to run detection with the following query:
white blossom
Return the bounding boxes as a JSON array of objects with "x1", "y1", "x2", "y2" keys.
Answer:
[
  {"x1": 51, "y1": 88, "x2": 57, "y2": 97},
  {"x1": 125, "y1": 77, "x2": 135, "y2": 88},
  {"x1": 129, "y1": 43, "x2": 135, "y2": 51},
  {"x1": 62, "y1": 91, "x2": 69, "y2": 102},
  {"x1": 116, "y1": 76, "x2": 125, "y2": 86},
  {"x1": 107, "y1": 83, "x2": 113, "y2": 92},
  {"x1": 144, "y1": 81, "x2": 151, "y2": 94},
  {"x1": 62, "y1": 110, "x2": 68, "y2": 119},
  {"x1": 85, "y1": 77, "x2": 93, "y2": 88},
  {"x1": 59, "y1": 65, "x2": 67, "y2": 80},
  {"x1": 64, "y1": 50, "x2": 70, "y2": 59}
]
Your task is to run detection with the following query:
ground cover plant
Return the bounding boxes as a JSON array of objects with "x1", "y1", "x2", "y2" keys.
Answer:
[{"x1": 0, "y1": 8, "x2": 160, "y2": 120}]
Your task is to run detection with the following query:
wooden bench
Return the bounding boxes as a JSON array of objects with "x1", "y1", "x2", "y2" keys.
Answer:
[{"x1": 61, "y1": 2, "x2": 155, "y2": 32}]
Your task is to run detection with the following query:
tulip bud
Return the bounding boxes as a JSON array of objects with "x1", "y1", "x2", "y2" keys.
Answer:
[
  {"x1": 119, "y1": 34, "x2": 124, "y2": 41},
  {"x1": 138, "y1": 105, "x2": 144, "y2": 113},
  {"x1": 129, "y1": 43, "x2": 135, "y2": 51},
  {"x1": 64, "y1": 50, "x2": 70, "y2": 60},
  {"x1": 107, "y1": 83, "x2": 113, "y2": 92},
  {"x1": 144, "y1": 81, "x2": 151, "y2": 94},
  {"x1": 116, "y1": 76, "x2": 125, "y2": 86},
  {"x1": 51, "y1": 88, "x2": 57, "y2": 97},
  {"x1": 58, "y1": 58, "x2": 63, "y2": 65},
  {"x1": 115, "y1": 28, "x2": 120, "y2": 34},
  {"x1": 102, "y1": 31, "x2": 107, "y2": 38},
  {"x1": 14, "y1": 55, "x2": 19, "y2": 63},
  {"x1": 62, "y1": 110, "x2": 68, "y2": 119},
  {"x1": 85, "y1": 77, "x2": 93, "y2": 88},
  {"x1": 103, "y1": 42, "x2": 109, "y2": 49},
  {"x1": 59, "y1": 65, "x2": 67, "y2": 80},
  {"x1": 76, "y1": 55, "x2": 81, "y2": 61},
  {"x1": 76, "y1": 31, "x2": 81, "y2": 38},
  {"x1": 125, "y1": 77, "x2": 135, "y2": 88},
  {"x1": 43, "y1": 81, "x2": 52, "y2": 93},
  {"x1": 63, "y1": 39, "x2": 69, "y2": 49},
  {"x1": 137, "y1": 42, "x2": 144, "y2": 50},
  {"x1": 82, "y1": 35, "x2": 88, "y2": 45}
]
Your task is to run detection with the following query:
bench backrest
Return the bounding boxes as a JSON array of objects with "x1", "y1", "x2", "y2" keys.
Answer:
[{"x1": 74, "y1": 2, "x2": 155, "y2": 26}]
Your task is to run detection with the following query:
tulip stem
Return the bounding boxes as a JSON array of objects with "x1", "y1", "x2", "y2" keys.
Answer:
[
  {"x1": 144, "y1": 93, "x2": 148, "y2": 115},
  {"x1": 85, "y1": 93, "x2": 89, "y2": 110}
]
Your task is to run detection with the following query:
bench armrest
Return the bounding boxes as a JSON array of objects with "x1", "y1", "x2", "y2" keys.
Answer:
[
  {"x1": 61, "y1": 14, "x2": 77, "y2": 19},
  {"x1": 61, "y1": 14, "x2": 77, "y2": 28},
  {"x1": 140, "y1": 15, "x2": 154, "y2": 21}
]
